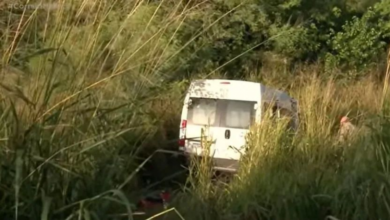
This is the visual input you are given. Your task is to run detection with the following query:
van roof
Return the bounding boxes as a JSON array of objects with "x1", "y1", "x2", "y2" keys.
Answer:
[
  {"x1": 191, "y1": 79, "x2": 260, "y2": 85},
  {"x1": 188, "y1": 79, "x2": 296, "y2": 110},
  {"x1": 188, "y1": 79, "x2": 262, "y2": 100}
]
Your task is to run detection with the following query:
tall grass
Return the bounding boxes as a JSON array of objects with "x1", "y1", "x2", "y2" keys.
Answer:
[
  {"x1": 171, "y1": 71, "x2": 390, "y2": 219},
  {"x1": 2, "y1": 0, "x2": 390, "y2": 220},
  {"x1": 0, "y1": 0, "x2": 192, "y2": 219}
]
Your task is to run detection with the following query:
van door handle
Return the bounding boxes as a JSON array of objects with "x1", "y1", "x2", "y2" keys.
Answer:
[{"x1": 225, "y1": 129, "x2": 230, "y2": 139}]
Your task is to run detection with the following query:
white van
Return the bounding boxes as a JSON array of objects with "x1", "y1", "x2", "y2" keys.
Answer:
[{"x1": 178, "y1": 79, "x2": 299, "y2": 172}]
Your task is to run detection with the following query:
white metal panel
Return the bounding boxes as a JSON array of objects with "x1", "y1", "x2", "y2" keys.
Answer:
[
  {"x1": 180, "y1": 79, "x2": 299, "y2": 171},
  {"x1": 187, "y1": 79, "x2": 261, "y2": 101}
]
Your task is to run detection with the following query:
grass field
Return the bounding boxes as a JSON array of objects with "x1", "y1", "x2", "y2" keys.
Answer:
[{"x1": 1, "y1": 1, "x2": 390, "y2": 219}]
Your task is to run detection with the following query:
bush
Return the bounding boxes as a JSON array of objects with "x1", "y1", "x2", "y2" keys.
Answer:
[{"x1": 327, "y1": 3, "x2": 389, "y2": 74}]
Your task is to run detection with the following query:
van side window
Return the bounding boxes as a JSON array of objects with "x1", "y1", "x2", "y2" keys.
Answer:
[
  {"x1": 220, "y1": 100, "x2": 256, "y2": 129},
  {"x1": 187, "y1": 98, "x2": 217, "y2": 126},
  {"x1": 262, "y1": 102, "x2": 277, "y2": 118},
  {"x1": 276, "y1": 107, "x2": 295, "y2": 129}
]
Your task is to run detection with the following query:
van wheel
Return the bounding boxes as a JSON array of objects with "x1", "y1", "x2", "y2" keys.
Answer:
[{"x1": 212, "y1": 170, "x2": 234, "y2": 183}]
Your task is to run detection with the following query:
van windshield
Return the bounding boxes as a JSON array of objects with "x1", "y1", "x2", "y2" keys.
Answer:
[{"x1": 187, "y1": 98, "x2": 256, "y2": 129}]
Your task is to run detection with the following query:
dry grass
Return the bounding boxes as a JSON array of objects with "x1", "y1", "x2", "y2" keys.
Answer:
[
  {"x1": 0, "y1": 0, "x2": 194, "y2": 219},
  {"x1": 172, "y1": 72, "x2": 390, "y2": 220},
  {"x1": 1, "y1": 0, "x2": 390, "y2": 220}
]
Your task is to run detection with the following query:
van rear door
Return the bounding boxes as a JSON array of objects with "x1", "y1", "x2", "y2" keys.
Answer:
[
  {"x1": 186, "y1": 98, "x2": 221, "y2": 157},
  {"x1": 218, "y1": 100, "x2": 257, "y2": 161},
  {"x1": 185, "y1": 98, "x2": 257, "y2": 162}
]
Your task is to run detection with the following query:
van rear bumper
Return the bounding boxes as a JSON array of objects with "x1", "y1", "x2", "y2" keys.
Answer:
[
  {"x1": 180, "y1": 149, "x2": 240, "y2": 173},
  {"x1": 213, "y1": 157, "x2": 239, "y2": 173}
]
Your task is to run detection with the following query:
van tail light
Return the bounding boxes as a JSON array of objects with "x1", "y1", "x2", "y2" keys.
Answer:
[
  {"x1": 179, "y1": 120, "x2": 187, "y2": 147},
  {"x1": 178, "y1": 138, "x2": 185, "y2": 147},
  {"x1": 181, "y1": 120, "x2": 187, "y2": 128}
]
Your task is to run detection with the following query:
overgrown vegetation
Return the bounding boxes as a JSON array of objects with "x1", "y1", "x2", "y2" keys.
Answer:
[{"x1": 0, "y1": 0, "x2": 390, "y2": 219}]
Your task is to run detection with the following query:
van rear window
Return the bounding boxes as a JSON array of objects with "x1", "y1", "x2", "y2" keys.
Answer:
[
  {"x1": 187, "y1": 98, "x2": 256, "y2": 129},
  {"x1": 221, "y1": 100, "x2": 255, "y2": 129},
  {"x1": 187, "y1": 98, "x2": 217, "y2": 126}
]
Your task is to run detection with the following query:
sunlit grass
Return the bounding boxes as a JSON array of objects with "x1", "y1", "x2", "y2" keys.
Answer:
[
  {"x1": 1, "y1": 0, "x2": 390, "y2": 219},
  {"x1": 172, "y1": 74, "x2": 390, "y2": 220},
  {"x1": 0, "y1": 0, "x2": 194, "y2": 219}
]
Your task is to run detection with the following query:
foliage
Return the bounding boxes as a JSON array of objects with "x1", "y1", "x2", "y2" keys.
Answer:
[
  {"x1": 161, "y1": 0, "x2": 388, "y2": 79},
  {"x1": 1, "y1": 0, "x2": 390, "y2": 219},
  {"x1": 326, "y1": 1, "x2": 390, "y2": 75}
]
